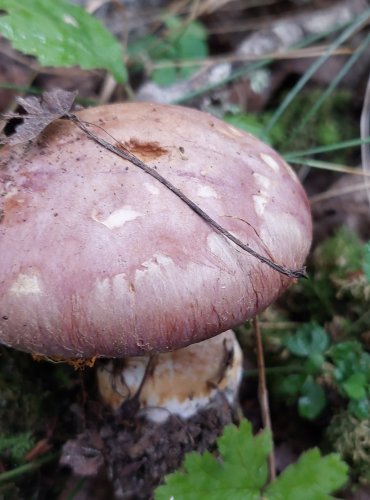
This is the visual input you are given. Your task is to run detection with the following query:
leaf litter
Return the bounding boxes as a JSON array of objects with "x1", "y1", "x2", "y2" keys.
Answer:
[{"x1": 0, "y1": 88, "x2": 77, "y2": 144}]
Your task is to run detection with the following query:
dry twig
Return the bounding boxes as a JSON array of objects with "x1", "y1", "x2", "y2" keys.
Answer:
[
  {"x1": 253, "y1": 316, "x2": 276, "y2": 481},
  {"x1": 361, "y1": 74, "x2": 370, "y2": 206}
]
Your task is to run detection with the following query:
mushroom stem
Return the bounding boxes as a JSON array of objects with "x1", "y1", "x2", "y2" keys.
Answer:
[{"x1": 97, "y1": 330, "x2": 243, "y2": 423}]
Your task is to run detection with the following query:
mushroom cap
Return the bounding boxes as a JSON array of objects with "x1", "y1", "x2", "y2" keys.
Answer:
[{"x1": 0, "y1": 102, "x2": 312, "y2": 358}]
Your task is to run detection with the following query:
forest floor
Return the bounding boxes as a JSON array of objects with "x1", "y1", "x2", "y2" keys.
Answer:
[{"x1": 1, "y1": 0, "x2": 370, "y2": 498}]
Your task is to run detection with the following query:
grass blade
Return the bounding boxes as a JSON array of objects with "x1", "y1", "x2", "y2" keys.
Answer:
[
  {"x1": 263, "y1": 9, "x2": 370, "y2": 136},
  {"x1": 291, "y1": 33, "x2": 370, "y2": 140},
  {"x1": 285, "y1": 137, "x2": 370, "y2": 160}
]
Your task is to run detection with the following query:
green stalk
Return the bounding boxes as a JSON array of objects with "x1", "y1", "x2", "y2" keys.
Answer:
[
  {"x1": 285, "y1": 137, "x2": 370, "y2": 160},
  {"x1": 0, "y1": 452, "x2": 59, "y2": 485}
]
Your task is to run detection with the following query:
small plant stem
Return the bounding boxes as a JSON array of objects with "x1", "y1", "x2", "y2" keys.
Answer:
[
  {"x1": 284, "y1": 137, "x2": 370, "y2": 160},
  {"x1": 253, "y1": 316, "x2": 276, "y2": 482},
  {"x1": 361, "y1": 73, "x2": 370, "y2": 206},
  {"x1": 0, "y1": 452, "x2": 59, "y2": 485}
]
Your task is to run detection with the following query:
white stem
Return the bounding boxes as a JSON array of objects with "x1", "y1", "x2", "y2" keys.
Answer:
[{"x1": 97, "y1": 330, "x2": 243, "y2": 423}]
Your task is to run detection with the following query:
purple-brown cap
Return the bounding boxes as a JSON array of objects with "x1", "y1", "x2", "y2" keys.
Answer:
[{"x1": 0, "y1": 102, "x2": 312, "y2": 358}]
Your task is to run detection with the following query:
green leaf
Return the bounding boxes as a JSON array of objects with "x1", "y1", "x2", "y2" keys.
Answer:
[
  {"x1": 152, "y1": 62, "x2": 178, "y2": 87},
  {"x1": 272, "y1": 373, "x2": 306, "y2": 404},
  {"x1": 266, "y1": 448, "x2": 348, "y2": 500},
  {"x1": 342, "y1": 373, "x2": 367, "y2": 400},
  {"x1": 348, "y1": 398, "x2": 370, "y2": 419},
  {"x1": 217, "y1": 422, "x2": 271, "y2": 491},
  {"x1": 330, "y1": 341, "x2": 364, "y2": 381},
  {"x1": 155, "y1": 420, "x2": 270, "y2": 500},
  {"x1": 284, "y1": 323, "x2": 330, "y2": 357},
  {"x1": 155, "y1": 420, "x2": 348, "y2": 500},
  {"x1": 0, "y1": 0, "x2": 126, "y2": 82},
  {"x1": 0, "y1": 432, "x2": 35, "y2": 462},
  {"x1": 304, "y1": 353, "x2": 325, "y2": 375},
  {"x1": 149, "y1": 15, "x2": 208, "y2": 86},
  {"x1": 298, "y1": 378, "x2": 327, "y2": 420}
]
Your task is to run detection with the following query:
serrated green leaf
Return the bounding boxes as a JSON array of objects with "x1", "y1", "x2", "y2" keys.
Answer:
[
  {"x1": 156, "y1": 452, "x2": 259, "y2": 500},
  {"x1": 284, "y1": 323, "x2": 329, "y2": 357},
  {"x1": 298, "y1": 378, "x2": 327, "y2": 420},
  {"x1": 155, "y1": 421, "x2": 270, "y2": 500},
  {"x1": 155, "y1": 420, "x2": 348, "y2": 500},
  {"x1": 0, "y1": 0, "x2": 126, "y2": 82},
  {"x1": 265, "y1": 448, "x2": 348, "y2": 500},
  {"x1": 218, "y1": 421, "x2": 271, "y2": 490}
]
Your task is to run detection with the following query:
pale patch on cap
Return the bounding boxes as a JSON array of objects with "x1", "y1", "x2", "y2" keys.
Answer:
[
  {"x1": 137, "y1": 253, "x2": 174, "y2": 276},
  {"x1": 207, "y1": 233, "x2": 240, "y2": 268},
  {"x1": 93, "y1": 273, "x2": 131, "y2": 308},
  {"x1": 253, "y1": 194, "x2": 268, "y2": 216},
  {"x1": 260, "y1": 211, "x2": 306, "y2": 264},
  {"x1": 253, "y1": 172, "x2": 271, "y2": 192},
  {"x1": 144, "y1": 182, "x2": 160, "y2": 195},
  {"x1": 218, "y1": 123, "x2": 244, "y2": 138},
  {"x1": 197, "y1": 185, "x2": 219, "y2": 198},
  {"x1": 283, "y1": 160, "x2": 299, "y2": 181},
  {"x1": 252, "y1": 172, "x2": 271, "y2": 216},
  {"x1": 92, "y1": 206, "x2": 143, "y2": 229},
  {"x1": 260, "y1": 153, "x2": 279, "y2": 172},
  {"x1": 10, "y1": 273, "x2": 43, "y2": 296}
]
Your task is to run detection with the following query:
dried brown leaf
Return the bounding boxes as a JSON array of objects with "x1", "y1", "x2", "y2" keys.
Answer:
[{"x1": 0, "y1": 88, "x2": 78, "y2": 145}]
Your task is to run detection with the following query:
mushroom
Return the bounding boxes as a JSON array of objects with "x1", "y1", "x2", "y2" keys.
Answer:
[
  {"x1": 0, "y1": 102, "x2": 312, "y2": 493},
  {"x1": 96, "y1": 329, "x2": 243, "y2": 422}
]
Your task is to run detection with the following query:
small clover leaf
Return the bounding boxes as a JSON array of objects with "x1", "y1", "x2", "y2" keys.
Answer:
[
  {"x1": 342, "y1": 373, "x2": 367, "y2": 401},
  {"x1": 284, "y1": 323, "x2": 329, "y2": 358},
  {"x1": 298, "y1": 377, "x2": 327, "y2": 420},
  {"x1": 304, "y1": 353, "x2": 325, "y2": 375},
  {"x1": 348, "y1": 398, "x2": 370, "y2": 420}
]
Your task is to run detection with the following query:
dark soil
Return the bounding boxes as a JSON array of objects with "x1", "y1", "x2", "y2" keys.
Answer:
[{"x1": 59, "y1": 393, "x2": 238, "y2": 499}]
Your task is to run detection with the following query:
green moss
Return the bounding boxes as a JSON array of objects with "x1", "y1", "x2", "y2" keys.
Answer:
[
  {"x1": 0, "y1": 347, "x2": 77, "y2": 468},
  {"x1": 285, "y1": 227, "x2": 370, "y2": 329},
  {"x1": 224, "y1": 89, "x2": 357, "y2": 164},
  {"x1": 326, "y1": 412, "x2": 370, "y2": 484},
  {"x1": 267, "y1": 89, "x2": 357, "y2": 159}
]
